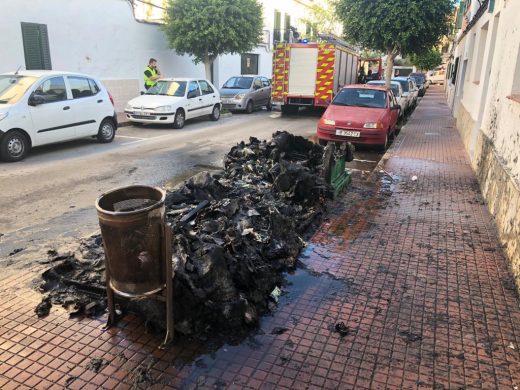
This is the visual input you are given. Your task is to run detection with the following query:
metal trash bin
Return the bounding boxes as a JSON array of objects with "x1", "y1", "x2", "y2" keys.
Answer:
[
  {"x1": 95, "y1": 185, "x2": 174, "y2": 348},
  {"x1": 96, "y1": 185, "x2": 166, "y2": 296}
]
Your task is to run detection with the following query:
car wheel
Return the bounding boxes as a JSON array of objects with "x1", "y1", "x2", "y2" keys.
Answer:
[
  {"x1": 173, "y1": 109, "x2": 185, "y2": 129},
  {"x1": 281, "y1": 105, "x2": 298, "y2": 115},
  {"x1": 209, "y1": 104, "x2": 220, "y2": 121},
  {"x1": 0, "y1": 130, "x2": 30, "y2": 162},
  {"x1": 266, "y1": 99, "x2": 272, "y2": 111},
  {"x1": 97, "y1": 119, "x2": 115, "y2": 143},
  {"x1": 246, "y1": 100, "x2": 254, "y2": 114},
  {"x1": 378, "y1": 133, "x2": 389, "y2": 152}
]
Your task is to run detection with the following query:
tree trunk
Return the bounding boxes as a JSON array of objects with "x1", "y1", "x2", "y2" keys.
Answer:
[
  {"x1": 385, "y1": 50, "x2": 395, "y2": 88},
  {"x1": 203, "y1": 60, "x2": 212, "y2": 82}
]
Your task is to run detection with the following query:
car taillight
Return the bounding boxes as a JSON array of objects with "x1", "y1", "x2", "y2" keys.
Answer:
[{"x1": 108, "y1": 91, "x2": 114, "y2": 106}]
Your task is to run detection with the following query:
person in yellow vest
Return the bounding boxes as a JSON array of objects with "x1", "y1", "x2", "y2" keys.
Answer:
[{"x1": 144, "y1": 58, "x2": 161, "y2": 90}]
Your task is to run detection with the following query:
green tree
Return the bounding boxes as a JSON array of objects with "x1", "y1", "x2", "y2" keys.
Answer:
[
  {"x1": 409, "y1": 48, "x2": 443, "y2": 71},
  {"x1": 162, "y1": 0, "x2": 263, "y2": 80},
  {"x1": 336, "y1": 0, "x2": 453, "y2": 86}
]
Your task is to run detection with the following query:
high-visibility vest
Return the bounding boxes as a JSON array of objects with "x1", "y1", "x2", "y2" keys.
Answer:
[{"x1": 144, "y1": 66, "x2": 157, "y2": 88}]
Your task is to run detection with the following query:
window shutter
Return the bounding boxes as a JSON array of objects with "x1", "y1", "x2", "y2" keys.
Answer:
[{"x1": 21, "y1": 22, "x2": 52, "y2": 70}]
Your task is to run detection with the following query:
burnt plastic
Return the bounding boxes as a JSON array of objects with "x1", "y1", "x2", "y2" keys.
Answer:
[{"x1": 96, "y1": 185, "x2": 166, "y2": 297}]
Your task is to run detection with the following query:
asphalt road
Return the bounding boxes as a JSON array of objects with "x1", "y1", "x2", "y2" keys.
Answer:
[{"x1": 0, "y1": 108, "x2": 383, "y2": 277}]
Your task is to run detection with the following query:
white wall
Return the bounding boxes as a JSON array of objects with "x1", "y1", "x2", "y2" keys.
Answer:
[
  {"x1": 0, "y1": 0, "x2": 205, "y2": 111},
  {"x1": 1, "y1": 0, "x2": 322, "y2": 110}
]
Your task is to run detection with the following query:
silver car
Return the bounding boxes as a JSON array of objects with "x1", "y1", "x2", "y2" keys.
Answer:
[
  {"x1": 220, "y1": 75, "x2": 272, "y2": 113},
  {"x1": 367, "y1": 80, "x2": 406, "y2": 118}
]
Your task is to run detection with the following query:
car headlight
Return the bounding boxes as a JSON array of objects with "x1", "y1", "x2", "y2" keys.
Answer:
[
  {"x1": 154, "y1": 105, "x2": 173, "y2": 112},
  {"x1": 323, "y1": 119, "x2": 335, "y2": 126},
  {"x1": 363, "y1": 122, "x2": 384, "y2": 129},
  {"x1": 0, "y1": 112, "x2": 8, "y2": 122},
  {"x1": 234, "y1": 94, "x2": 245, "y2": 100},
  {"x1": 125, "y1": 103, "x2": 133, "y2": 111}
]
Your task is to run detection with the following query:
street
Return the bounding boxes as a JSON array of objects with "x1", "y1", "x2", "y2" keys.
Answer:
[{"x1": 0, "y1": 108, "x2": 383, "y2": 277}]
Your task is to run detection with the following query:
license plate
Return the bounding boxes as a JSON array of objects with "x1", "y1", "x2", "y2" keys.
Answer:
[
  {"x1": 136, "y1": 111, "x2": 150, "y2": 116},
  {"x1": 336, "y1": 129, "x2": 360, "y2": 137},
  {"x1": 222, "y1": 99, "x2": 233, "y2": 104}
]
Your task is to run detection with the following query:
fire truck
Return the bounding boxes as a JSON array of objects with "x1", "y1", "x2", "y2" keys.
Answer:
[{"x1": 271, "y1": 39, "x2": 360, "y2": 114}]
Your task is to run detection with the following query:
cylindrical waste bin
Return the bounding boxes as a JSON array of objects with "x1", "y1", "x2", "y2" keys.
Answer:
[{"x1": 96, "y1": 185, "x2": 166, "y2": 297}]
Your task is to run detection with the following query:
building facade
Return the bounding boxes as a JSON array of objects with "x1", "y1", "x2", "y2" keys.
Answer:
[
  {"x1": 446, "y1": 0, "x2": 520, "y2": 290},
  {"x1": 1, "y1": 0, "x2": 331, "y2": 112}
]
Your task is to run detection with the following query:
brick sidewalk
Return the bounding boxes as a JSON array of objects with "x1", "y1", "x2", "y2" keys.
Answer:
[{"x1": 1, "y1": 86, "x2": 520, "y2": 389}]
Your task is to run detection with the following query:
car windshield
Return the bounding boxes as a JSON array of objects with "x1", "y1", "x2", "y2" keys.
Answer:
[
  {"x1": 367, "y1": 81, "x2": 400, "y2": 97},
  {"x1": 0, "y1": 75, "x2": 38, "y2": 104},
  {"x1": 333, "y1": 88, "x2": 387, "y2": 108},
  {"x1": 393, "y1": 79, "x2": 409, "y2": 92},
  {"x1": 222, "y1": 77, "x2": 253, "y2": 89},
  {"x1": 146, "y1": 80, "x2": 186, "y2": 97}
]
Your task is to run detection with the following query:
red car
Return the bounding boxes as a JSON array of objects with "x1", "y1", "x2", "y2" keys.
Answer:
[{"x1": 317, "y1": 84, "x2": 400, "y2": 150}]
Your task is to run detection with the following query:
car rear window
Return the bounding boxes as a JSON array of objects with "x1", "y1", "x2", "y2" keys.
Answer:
[
  {"x1": 393, "y1": 79, "x2": 409, "y2": 92},
  {"x1": 333, "y1": 88, "x2": 387, "y2": 109},
  {"x1": 367, "y1": 81, "x2": 400, "y2": 97}
]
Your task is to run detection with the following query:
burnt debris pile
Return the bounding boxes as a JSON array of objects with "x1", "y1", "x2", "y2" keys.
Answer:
[{"x1": 37, "y1": 131, "x2": 331, "y2": 336}]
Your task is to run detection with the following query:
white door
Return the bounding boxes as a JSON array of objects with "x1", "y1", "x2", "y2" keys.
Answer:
[
  {"x1": 197, "y1": 80, "x2": 218, "y2": 114},
  {"x1": 67, "y1": 76, "x2": 103, "y2": 137},
  {"x1": 185, "y1": 80, "x2": 204, "y2": 118},
  {"x1": 29, "y1": 76, "x2": 76, "y2": 145}
]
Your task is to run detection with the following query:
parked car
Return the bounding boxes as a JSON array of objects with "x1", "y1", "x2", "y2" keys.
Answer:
[
  {"x1": 125, "y1": 78, "x2": 221, "y2": 129},
  {"x1": 316, "y1": 85, "x2": 400, "y2": 151},
  {"x1": 0, "y1": 71, "x2": 117, "y2": 162},
  {"x1": 367, "y1": 80, "x2": 405, "y2": 118},
  {"x1": 220, "y1": 75, "x2": 272, "y2": 113},
  {"x1": 430, "y1": 68, "x2": 446, "y2": 85},
  {"x1": 392, "y1": 77, "x2": 418, "y2": 111},
  {"x1": 409, "y1": 73, "x2": 427, "y2": 96}
]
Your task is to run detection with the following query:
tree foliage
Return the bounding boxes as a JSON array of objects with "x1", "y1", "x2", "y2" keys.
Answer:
[
  {"x1": 299, "y1": 1, "x2": 340, "y2": 39},
  {"x1": 335, "y1": 0, "x2": 453, "y2": 84},
  {"x1": 409, "y1": 48, "x2": 443, "y2": 70},
  {"x1": 162, "y1": 0, "x2": 263, "y2": 79}
]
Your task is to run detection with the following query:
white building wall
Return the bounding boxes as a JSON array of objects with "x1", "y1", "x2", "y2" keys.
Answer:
[
  {"x1": 0, "y1": 0, "x2": 204, "y2": 112},
  {"x1": 1, "y1": 0, "x2": 329, "y2": 109},
  {"x1": 449, "y1": 0, "x2": 520, "y2": 291}
]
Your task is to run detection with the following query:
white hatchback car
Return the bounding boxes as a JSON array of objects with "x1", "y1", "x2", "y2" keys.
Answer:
[
  {"x1": 125, "y1": 78, "x2": 221, "y2": 129},
  {"x1": 0, "y1": 71, "x2": 117, "y2": 162}
]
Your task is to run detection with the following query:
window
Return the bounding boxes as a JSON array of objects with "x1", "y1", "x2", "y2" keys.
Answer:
[
  {"x1": 241, "y1": 53, "x2": 259, "y2": 75},
  {"x1": 284, "y1": 14, "x2": 291, "y2": 42},
  {"x1": 33, "y1": 77, "x2": 66, "y2": 103},
  {"x1": 198, "y1": 80, "x2": 214, "y2": 95},
  {"x1": 261, "y1": 77, "x2": 270, "y2": 87},
  {"x1": 21, "y1": 22, "x2": 52, "y2": 70},
  {"x1": 273, "y1": 10, "x2": 281, "y2": 44},
  {"x1": 473, "y1": 22, "x2": 489, "y2": 83},
  {"x1": 68, "y1": 77, "x2": 99, "y2": 99},
  {"x1": 188, "y1": 81, "x2": 201, "y2": 98},
  {"x1": 253, "y1": 78, "x2": 262, "y2": 89},
  {"x1": 511, "y1": 48, "x2": 520, "y2": 100},
  {"x1": 451, "y1": 57, "x2": 460, "y2": 85}
]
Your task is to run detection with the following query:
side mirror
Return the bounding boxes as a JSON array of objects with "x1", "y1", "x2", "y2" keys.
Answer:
[{"x1": 28, "y1": 95, "x2": 45, "y2": 106}]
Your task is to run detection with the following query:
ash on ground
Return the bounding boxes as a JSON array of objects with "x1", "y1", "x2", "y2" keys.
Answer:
[{"x1": 36, "y1": 131, "x2": 332, "y2": 337}]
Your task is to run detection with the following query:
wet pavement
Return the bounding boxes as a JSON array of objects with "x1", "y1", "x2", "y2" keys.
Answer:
[{"x1": 1, "y1": 86, "x2": 520, "y2": 389}]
